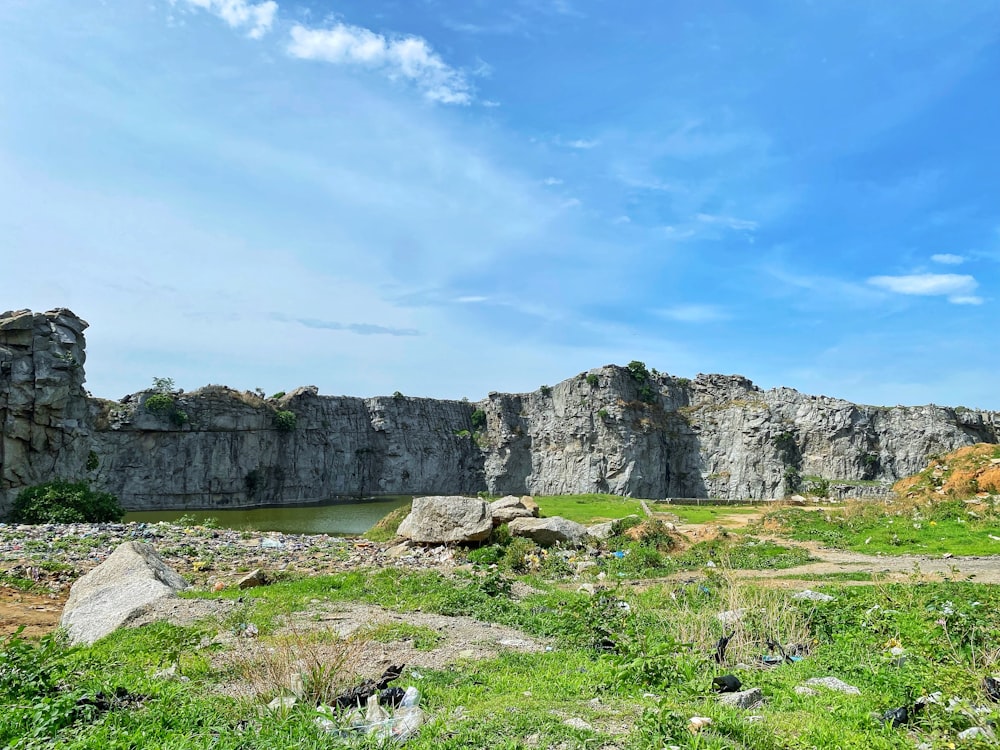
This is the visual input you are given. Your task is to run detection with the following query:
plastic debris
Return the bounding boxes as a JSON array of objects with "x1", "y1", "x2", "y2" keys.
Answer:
[
  {"x1": 713, "y1": 631, "x2": 735, "y2": 664},
  {"x1": 712, "y1": 675, "x2": 742, "y2": 693},
  {"x1": 984, "y1": 676, "x2": 1000, "y2": 703},
  {"x1": 688, "y1": 716, "x2": 713, "y2": 732}
]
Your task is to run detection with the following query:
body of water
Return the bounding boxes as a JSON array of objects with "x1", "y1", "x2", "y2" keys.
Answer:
[{"x1": 123, "y1": 496, "x2": 411, "y2": 536}]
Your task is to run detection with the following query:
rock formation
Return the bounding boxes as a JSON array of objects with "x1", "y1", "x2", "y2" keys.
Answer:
[
  {"x1": 2, "y1": 308, "x2": 998, "y2": 515},
  {"x1": 60, "y1": 541, "x2": 188, "y2": 644}
]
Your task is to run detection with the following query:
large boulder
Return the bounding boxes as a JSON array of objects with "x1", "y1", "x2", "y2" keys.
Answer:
[
  {"x1": 397, "y1": 495, "x2": 493, "y2": 544},
  {"x1": 60, "y1": 541, "x2": 188, "y2": 644},
  {"x1": 489, "y1": 495, "x2": 537, "y2": 525},
  {"x1": 508, "y1": 516, "x2": 589, "y2": 547}
]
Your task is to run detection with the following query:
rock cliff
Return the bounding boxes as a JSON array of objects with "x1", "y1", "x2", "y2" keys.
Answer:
[{"x1": 2, "y1": 309, "x2": 997, "y2": 514}]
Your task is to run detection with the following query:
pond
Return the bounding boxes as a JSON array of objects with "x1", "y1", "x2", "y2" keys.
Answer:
[{"x1": 123, "y1": 496, "x2": 410, "y2": 536}]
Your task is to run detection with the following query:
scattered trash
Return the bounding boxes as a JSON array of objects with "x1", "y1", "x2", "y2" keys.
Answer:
[
  {"x1": 712, "y1": 674, "x2": 742, "y2": 693},
  {"x1": 332, "y1": 664, "x2": 406, "y2": 709},
  {"x1": 882, "y1": 706, "x2": 917, "y2": 727},
  {"x1": 792, "y1": 590, "x2": 835, "y2": 602},
  {"x1": 268, "y1": 696, "x2": 296, "y2": 712},
  {"x1": 713, "y1": 631, "x2": 735, "y2": 664},
  {"x1": 984, "y1": 676, "x2": 1000, "y2": 702},
  {"x1": 313, "y1": 668, "x2": 426, "y2": 743},
  {"x1": 688, "y1": 716, "x2": 713, "y2": 732},
  {"x1": 260, "y1": 538, "x2": 284, "y2": 549},
  {"x1": 957, "y1": 726, "x2": 995, "y2": 741}
]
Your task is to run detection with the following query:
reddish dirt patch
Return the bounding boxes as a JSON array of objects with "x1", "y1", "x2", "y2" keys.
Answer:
[{"x1": 0, "y1": 586, "x2": 66, "y2": 638}]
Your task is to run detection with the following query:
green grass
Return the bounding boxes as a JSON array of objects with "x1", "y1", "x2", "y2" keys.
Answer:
[
  {"x1": 361, "y1": 623, "x2": 444, "y2": 651},
  {"x1": 762, "y1": 504, "x2": 1000, "y2": 556},
  {"x1": 660, "y1": 504, "x2": 762, "y2": 525},
  {"x1": 7, "y1": 571, "x2": 1000, "y2": 749},
  {"x1": 534, "y1": 494, "x2": 646, "y2": 523}
]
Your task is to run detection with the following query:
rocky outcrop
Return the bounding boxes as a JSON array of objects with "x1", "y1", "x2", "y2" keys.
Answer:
[
  {"x1": 397, "y1": 496, "x2": 493, "y2": 544},
  {"x1": 508, "y1": 516, "x2": 590, "y2": 547},
  {"x1": 1, "y1": 309, "x2": 999, "y2": 515},
  {"x1": 1, "y1": 309, "x2": 93, "y2": 510},
  {"x1": 60, "y1": 541, "x2": 188, "y2": 644}
]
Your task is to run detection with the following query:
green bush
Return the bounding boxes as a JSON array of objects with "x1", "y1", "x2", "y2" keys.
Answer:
[
  {"x1": 273, "y1": 410, "x2": 297, "y2": 432},
  {"x1": 586, "y1": 373, "x2": 599, "y2": 387},
  {"x1": 11, "y1": 480, "x2": 124, "y2": 524},
  {"x1": 539, "y1": 385, "x2": 552, "y2": 396},
  {"x1": 470, "y1": 409, "x2": 487, "y2": 431},
  {"x1": 144, "y1": 393, "x2": 188, "y2": 426}
]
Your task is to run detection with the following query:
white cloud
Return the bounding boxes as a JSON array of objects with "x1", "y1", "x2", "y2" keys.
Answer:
[
  {"x1": 178, "y1": 0, "x2": 277, "y2": 39},
  {"x1": 613, "y1": 215, "x2": 631, "y2": 224},
  {"x1": 287, "y1": 22, "x2": 472, "y2": 104},
  {"x1": 456, "y1": 295, "x2": 488, "y2": 303},
  {"x1": 656, "y1": 304, "x2": 729, "y2": 323},
  {"x1": 867, "y1": 273, "x2": 982, "y2": 304},
  {"x1": 565, "y1": 138, "x2": 599, "y2": 149},
  {"x1": 543, "y1": 177, "x2": 563, "y2": 186},
  {"x1": 931, "y1": 253, "x2": 965, "y2": 265},
  {"x1": 560, "y1": 197, "x2": 581, "y2": 209},
  {"x1": 695, "y1": 212, "x2": 758, "y2": 231}
]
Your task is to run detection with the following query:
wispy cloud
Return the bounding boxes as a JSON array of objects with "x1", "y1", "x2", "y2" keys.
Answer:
[
  {"x1": 289, "y1": 316, "x2": 420, "y2": 336},
  {"x1": 655, "y1": 304, "x2": 729, "y2": 323},
  {"x1": 561, "y1": 138, "x2": 599, "y2": 149},
  {"x1": 543, "y1": 177, "x2": 563, "y2": 186},
  {"x1": 177, "y1": 0, "x2": 277, "y2": 39},
  {"x1": 455, "y1": 296, "x2": 488, "y2": 303},
  {"x1": 695, "y1": 212, "x2": 758, "y2": 231},
  {"x1": 287, "y1": 22, "x2": 472, "y2": 104},
  {"x1": 931, "y1": 253, "x2": 965, "y2": 265},
  {"x1": 867, "y1": 273, "x2": 982, "y2": 304}
]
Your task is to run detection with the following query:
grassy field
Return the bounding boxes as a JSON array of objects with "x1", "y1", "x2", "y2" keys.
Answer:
[
  {"x1": 533, "y1": 493, "x2": 646, "y2": 523},
  {"x1": 5, "y1": 566, "x2": 999, "y2": 749}
]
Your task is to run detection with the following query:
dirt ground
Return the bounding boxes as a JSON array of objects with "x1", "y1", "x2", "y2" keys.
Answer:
[{"x1": 0, "y1": 587, "x2": 67, "y2": 638}]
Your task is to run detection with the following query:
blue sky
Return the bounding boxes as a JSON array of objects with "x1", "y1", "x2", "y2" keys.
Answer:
[{"x1": 2, "y1": 1, "x2": 999, "y2": 408}]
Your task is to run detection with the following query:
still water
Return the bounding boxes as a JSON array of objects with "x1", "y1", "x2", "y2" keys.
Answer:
[{"x1": 123, "y1": 496, "x2": 411, "y2": 536}]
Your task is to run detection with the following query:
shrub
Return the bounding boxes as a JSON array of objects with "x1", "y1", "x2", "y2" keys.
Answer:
[
  {"x1": 597, "y1": 408, "x2": 609, "y2": 420},
  {"x1": 470, "y1": 408, "x2": 487, "y2": 431},
  {"x1": 392, "y1": 390, "x2": 404, "y2": 400},
  {"x1": 539, "y1": 385, "x2": 552, "y2": 396},
  {"x1": 11, "y1": 480, "x2": 124, "y2": 524},
  {"x1": 586, "y1": 373, "x2": 599, "y2": 387},
  {"x1": 144, "y1": 393, "x2": 189, "y2": 426},
  {"x1": 807, "y1": 476, "x2": 831, "y2": 498},
  {"x1": 269, "y1": 391, "x2": 286, "y2": 400},
  {"x1": 273, "y1": 410, "x2": 297, "y2": 432},
  {"x1": 626, "y1": 360, "x2": 650, "y2": 382}
]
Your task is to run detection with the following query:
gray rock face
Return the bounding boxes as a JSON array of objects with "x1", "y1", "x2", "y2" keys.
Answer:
[
  {"x1": 1, "y1": 309, "x2": 92, "y2": 513},
  {"x1": 2, "y1": 309, "x2": 999, "y2": 515},
  {"x1": 508, "y1": 516, "x2": 589, "y2": 547},
  {"x1": 718, "y1": 687, "x2": 765, "y2": 709},
  {"x1": 489, "y1": 495, "x2": 537, "y2": 525},
  {"x1": 60, "y1": 541, "x2": 188, "y2": 644},
  {"x1": 397, "y1": 496, "x2": 493, "y2": 544}
]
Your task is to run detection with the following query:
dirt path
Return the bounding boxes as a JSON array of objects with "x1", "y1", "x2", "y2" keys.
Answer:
[{"x1": 667, "y1": 509, "x2": 1000, "y2": 585}]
